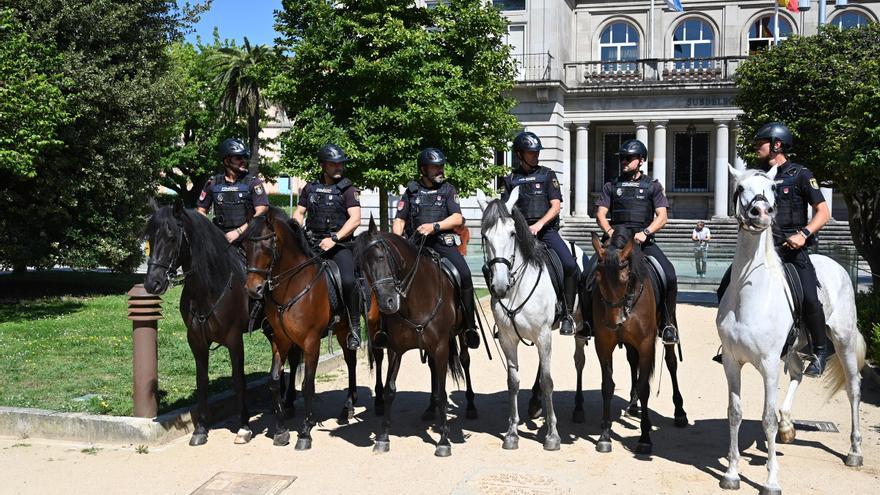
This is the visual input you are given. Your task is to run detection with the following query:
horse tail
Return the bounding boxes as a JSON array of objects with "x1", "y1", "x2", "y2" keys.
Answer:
[
  {"x1": 822, "y1": 331, "x2": 866, "y2": 400},
  {"x1": 447, "y1": 334, "x2": 464, "y2": 387}
]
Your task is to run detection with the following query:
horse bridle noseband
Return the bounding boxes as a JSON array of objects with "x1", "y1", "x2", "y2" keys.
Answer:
[
  {"x1": 595, "y1": 257, "x2": 645, "y2": 346},
  {"x1": 147, "y1": 220, "x2": 189, "y2": 286},
  {"x1": 362, "y1": 234, "x2": 426, "y2": 299},
  {"x1": 732, "y1": 179, "x2": 775, "y2": 232}
]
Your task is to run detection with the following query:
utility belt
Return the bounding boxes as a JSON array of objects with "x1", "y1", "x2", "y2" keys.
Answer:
[{"x1": 433, "y1": 233, "x2": 460, "y2": 248}]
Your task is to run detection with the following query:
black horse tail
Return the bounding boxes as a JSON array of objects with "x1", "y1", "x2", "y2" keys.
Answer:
[{"x1": 447, "y1": 334, "x2": 464, "y2": 387}]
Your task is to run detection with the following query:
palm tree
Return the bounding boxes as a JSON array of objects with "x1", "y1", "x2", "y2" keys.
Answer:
[{"x1": 210, "y1": 37, "x2": 275, "y2": 172}]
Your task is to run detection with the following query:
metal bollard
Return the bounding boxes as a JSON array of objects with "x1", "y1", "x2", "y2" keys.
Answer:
[{"x1": 127, "y1": 284, "x2": 162, "y2": 418}]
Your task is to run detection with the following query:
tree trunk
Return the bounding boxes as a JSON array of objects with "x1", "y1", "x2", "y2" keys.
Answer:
[
  {"x1": 379, "y1": 186, "x2": 389, "y2": 232},
  {"x1": 247, "y1": 112, "x2": 260, "y2": 175},
  {"x1": 843, "y1": 190, "x2": 880, "y2": 288}
]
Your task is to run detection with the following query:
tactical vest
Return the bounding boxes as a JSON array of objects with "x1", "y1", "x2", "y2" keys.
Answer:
[
  {"x1": 773, "y1": 163, "x2": 812, "y2": 243},
  {"x1": 210, "y1": 173, "x2": 255, "y2": 232},
  {"x1": 609, "y1": 174, "x2": 655, "y2": 230},
  {"x1": 305, "y1": 178, "x2": 353, "y2": 237},
  {"x1": 405, "y1": 181, "x2": 455, "y2": 236},
  {"x1": 507, "y1": 166, "x2": 558, "y2": 229}
]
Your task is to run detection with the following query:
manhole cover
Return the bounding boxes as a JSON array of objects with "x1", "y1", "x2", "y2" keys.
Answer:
[
  {"x1": 190, "y1": 472, "x2": 296, "y2": 495},
  {"x1": 477, "y1": 473, "x2": 568, "y2": 495},
  {"x1": 793, "y1": 420, "x2": 839, "y2": 433}
]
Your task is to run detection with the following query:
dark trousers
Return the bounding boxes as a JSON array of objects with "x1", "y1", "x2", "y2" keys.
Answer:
[
  {"x1": 428, "y1": 240, "x2": 474, "y2": 291},
  {"x1": 538, "y1": 228, "x2": 577, "y2": 277},
  {"x1": 322, "y1": 244, "x2": 358, "y2": 321}
]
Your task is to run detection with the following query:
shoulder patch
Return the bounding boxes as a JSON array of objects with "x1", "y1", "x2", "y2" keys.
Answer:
[
  {"x1": 199, "y1": 190, "x2": 206, "y2": 202},
  {"x1": 254, "y1": 184, "x2": 264, "y2": 196},
  {"x1": 552, "y1": 178, "x2": 560, "y2": 189},
  {"x1": 809, "y1": 178, "x2": 819, "y2": 190},
  {"x1": 354, "y1": 190, "x2": 360, "y2": 202}
]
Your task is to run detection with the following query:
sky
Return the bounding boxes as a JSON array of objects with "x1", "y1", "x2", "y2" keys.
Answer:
[{"x1": 184, "y1": 0, "x2": 283, "y2": 47}]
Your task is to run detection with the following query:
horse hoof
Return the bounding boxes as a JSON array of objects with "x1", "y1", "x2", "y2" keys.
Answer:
[
  {"x1": 189, "y1": 433, "x2": 208, "y2": 446},
  {"x1": 572, "y1": 409, "x2": 585, "y2": 424},
  {"x1": 635, "y1": 442, "x2": 652, "y2": 455},
  {"x1": 421, "y1": 409, "x2": 436, "y2": 421},
  {"x1": 596, "y1": 441, "x2": 612, "y2": 453},
  {"x1": 674, "y1": 415, "x2": 689, "y2": 428},
  {"x1": 434, "y1": 444, "x2": 452, "y2": 457},
  {"x1": 234, "y1": 427, "x2": 253, "y2": 444},
  {"x1": 466, "y1": 408, "x2": 478, "y2": 420},
  {"x1": 294, "y1": 437, "x2": 312, "y2": 451},
  {"x1": 845, "y1": 453, "x2": 863, "y2": 467},
  {"x1": 502, "y1": 436, "x2": 519, "y2": 450},
  {"x1": 373, "y1": 440, "x2": 390, "y2": 453},
  {"x1": 719, "y1": 477, "x2": 740, "y2": 490},
  {"x1": 759, "y1": 486, "x2": 781, "y2": 495},
  {"x1": 777, "y1": 427, "x2": 796, "y2": 444},
  {"x1": 543, "y1": 436, "x2": 561, "y2": 451},
  {"x1": 273, "y1": 430, "x2": 290, "y2": 447}
]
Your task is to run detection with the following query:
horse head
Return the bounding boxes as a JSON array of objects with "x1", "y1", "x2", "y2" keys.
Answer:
[
  {"x1": 478, "y1": 189, "x2": 520, "y2": 298},
  {"x1": 143, "y1": 199, "x2": 189, "y2": 295},
  {"x1": 591, "y1": 229, "x2": 639, "y2": 327},
  {"x1": 356, "y1": 219, "x2": 405, "y2": 314},
  {"x1": 242, "y1": 211, "x2": 277, "y2": 300},
  {"x1": 729, "y1": 165, "x2": 777, "y2": 233}
]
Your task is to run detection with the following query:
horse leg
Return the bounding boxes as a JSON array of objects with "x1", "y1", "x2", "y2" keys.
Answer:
[
  {"x1": 572, "y1": 336, "x2": 587, "y2": 424},
  {"x1": 338, "y1": 342, "x2": 358, "y2": 423},
  {"x1": 228, "y1": 335, "x2": 253, "y2": 444},
  {"x1": 842, "y1": 339, "x2": 864, "y2": 467},
  {"x1": 434, "y1": 343, "x2": 452, "y2": 457},
  {"x1": 459, "y1": 336, "x2": 478, "y2": 419},
  {"x1": 635, "y1": 345, "x2": 653, "y2": 456},
  {"x1": 284, "y1": 344, "x2": 301, "y2": 416},
  {"x1": 500, "y1": 336, "x2": 521, "y2": 450},
  {"x1": 664, "y1": 341, "x2": 688, "y2": 427},
  {"x1": 527, "y1": 366, "x2": 542, "y2": 420},
  {"x1": 758, "y1": 360, "x2": 783, "y2": 495},
  {"x1": 720, "y1": 355, "x2": 744, "y2": 490},
  {"x1": 373, "y1": 348, "x2": 402, "y2": 453},
  {"x1": 596, "y1": 345, "x2": 614, "y2": 453},
  {"x1": 295, "y1": 347, "x2": 320, "y2": 451},
  {"x1": 777, "y1": 352, "x2": 803, "y2": 444},
  {"x1": 373, "y1": 345, "x2": 385, "y2": 416},
  {"x1": 624, "y1": 344, "x2": 640, "y2": 418},
  {"x1": 537, "y1": 330, "x2": 560, "y2": 451},
  {"x1": 189, "y1": 340, "x2": 210, "y2": 446},
  {"x1": 269, "y1": 342, "x2": 290, "y2": 446},
  {"x1": 422, "y1": 355, "x2": 438, "y2": 421}
]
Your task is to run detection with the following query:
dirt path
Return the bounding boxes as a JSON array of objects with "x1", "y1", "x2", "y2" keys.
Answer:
[{"x1": 2, "y1": 302, "x2": 879, "y2": 494}]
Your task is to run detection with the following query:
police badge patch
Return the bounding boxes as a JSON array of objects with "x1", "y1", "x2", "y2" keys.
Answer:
[
  {"x1": 255, "y1": 184, "x2": 264, "y2": 195},
  {"x1": 616, "y1": 188, "x2": 623, "y2": 196},
  {"x1": 552, "y1": 178, "x2": 560, "y2": 189},
  {"x1": 809, "y1": 178, "x2": 819, "y2": 190}
]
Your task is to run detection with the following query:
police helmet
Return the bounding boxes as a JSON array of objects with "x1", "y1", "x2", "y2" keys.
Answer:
[
  {"x1": 512, "y1": 131, "x2": 543, "y2": 153},
  {"x1": 616, "y1": 139, "x2": 648, "y2": 159},
  {"x1": 317, "y1": 144, "x2": 350, "y2": 164},
  {"x1": 218, "y1": 138, "x2": 250, "y2": 160},
  {"x1": 753, "y1": 122, "x2": 793, "y2": 152},
  {"x1": 418, "y1": 148, "x2": 447, "y2": 167}
]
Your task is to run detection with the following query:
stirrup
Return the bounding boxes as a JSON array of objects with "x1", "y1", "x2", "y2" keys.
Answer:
[
  {"x1": 347, "y1": 331, "x2": 361, "y2": 351},
  {"x1": 803, "y1": 353, "x2": 827, "y2": 377},
  {"x1": 372, "y1": 331, "x2": 389, "y2": 349},
  {"x1": 660, "y1": 325, "x2": 679, "y2": 344},
  {"x1": 464, "y1": 328, "x2": 480, "y2": 349},
  {"x1": 559, "y1": 315, "x2": 575, "y2": 336}
]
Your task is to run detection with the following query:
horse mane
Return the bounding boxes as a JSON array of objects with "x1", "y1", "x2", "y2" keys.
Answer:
[
  {"x1": 265, "y1": 205, "x2": 316, "y2": 258},
  {"x1": 481, "y1": 199, "x2": 548, "y2": 267},
  {"x1": 604, "y1": 226, "x2": 649, "y2": 282}
]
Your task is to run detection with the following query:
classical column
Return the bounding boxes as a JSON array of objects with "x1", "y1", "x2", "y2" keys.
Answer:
[
  {"x1": 713, "y1": 119, "x2": 730, "y2": 218},
  {"x1": 652, "y1": 120, "x2": 668, "y2": 188},
  {"x1": 561, "y1": 123, "x2": 572, "y2": 217},
  {"x1": 634, "y1": 121, "x2": 650, "y2": 174},
  {"x1": 574, "y1": 122, "x2": 591, "y2": 217}
]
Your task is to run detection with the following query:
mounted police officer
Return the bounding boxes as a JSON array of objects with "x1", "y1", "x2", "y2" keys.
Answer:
[
  {"x1": 501, "y1": 131, "x2": 578, "y2": 336},
  {"x1": 197, "y1": 138, "x2": 269, "y2": 243},
  {"x1": 588, "y1": 138, "x2": 679, "y2": 344},
  {"x1": 392, "y1": 148, "x2": 480, "y2": 349},
  {"x1": 717, "y1": 122, "x2": 830, "y2": 376},
  {"x1": 292, "y1": 144, "x2": 362, "y2": 351}
]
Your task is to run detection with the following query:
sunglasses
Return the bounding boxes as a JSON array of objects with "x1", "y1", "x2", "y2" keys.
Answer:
[{"x1": 619, "y1": 155, "x2": 640, "y2": 163}]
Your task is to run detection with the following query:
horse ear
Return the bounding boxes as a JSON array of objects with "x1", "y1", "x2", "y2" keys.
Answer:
[
  {"x1": 504, "y1": 185, "x2": 520, "y2": 213},
  {"x1": 475, "y1": 189, "x2": 488, "y2": 212},
  {"x1": 727, "y1": 163, "x2": 742, "y2": 182},
  {"x1": 591, "y1": 232, "x2": 604, "y2": 260},
  {"x1": 765, "y1": 165, "x2": 778, "y2": 180},
  {"x1": 368, "y1": 214, "x2": 377, "y2": 233},
  {"x1": 621, "y1": 236, "x2": 635, "y2": 261},
  {"x1": 172, "y1": 198, "x2": 184, "y2": 219}
]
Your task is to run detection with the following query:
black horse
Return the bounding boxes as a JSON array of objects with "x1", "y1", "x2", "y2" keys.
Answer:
[{"x1": 143, "y1": 201, "x2": 257, "y2": 446}]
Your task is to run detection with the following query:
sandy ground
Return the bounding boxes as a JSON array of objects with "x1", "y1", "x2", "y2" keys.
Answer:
[{"x1": 2, "y1": 301, "x2": 879, "y2": 495}]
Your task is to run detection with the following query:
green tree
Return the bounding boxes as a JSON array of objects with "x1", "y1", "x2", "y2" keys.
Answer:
[
  {"x1": 0, "y1": 1, "x2": 202, "y2": 272},
  {"x1": 271, "y1": 0, "x2": 518, "y2": 228},
  {"x1": 735, "y1": 23, "x2": 880, "y2": 286}
]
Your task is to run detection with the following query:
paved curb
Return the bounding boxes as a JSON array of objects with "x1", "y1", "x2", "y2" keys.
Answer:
[{"x1": 0, "y1": 350, "x2": 347, "y2": 445}]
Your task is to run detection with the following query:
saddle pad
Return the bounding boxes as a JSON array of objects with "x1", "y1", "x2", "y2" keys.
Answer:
[
  {"x1": 545, "y1": 248, "x2": 564, "y2": 300},
  {"x1": 644, "y1": 255, "x2": 665, "y2": 314},
  {"x1": 323, "y1": 260, "x2": 343, "y2": 320}
]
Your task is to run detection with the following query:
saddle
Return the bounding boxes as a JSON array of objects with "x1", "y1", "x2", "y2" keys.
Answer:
[
  {"x1": 781, "y1": 262, "x2": 805, "y2": 358},
  {"x1": 321, "y1": 259, "x2": 345, "y2": 334},
  {"x1": 424, "y1": 247, "x2": 464, "y2": 301},
  {"x1": 544, "y1": 240, "x2": 581, "y2": 325},
  {"x1": 644, "y1": 255, "x2": 667, "y2": 315}
]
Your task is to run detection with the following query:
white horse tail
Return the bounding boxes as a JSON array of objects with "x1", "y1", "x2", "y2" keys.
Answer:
[{"x1": 822, "y1": 331, "x2": 867, "y2": 400}]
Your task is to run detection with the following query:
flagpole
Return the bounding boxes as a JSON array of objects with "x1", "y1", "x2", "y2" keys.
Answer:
[{"x1": 774, "y1": 2, "x2": 780, "y2": 46}]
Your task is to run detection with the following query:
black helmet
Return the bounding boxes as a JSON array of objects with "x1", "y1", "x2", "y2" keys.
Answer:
[
  {"x1": 617, "y1": 139, "x2": 648, "y2": 159},
  {"x1": 317, "y1": 144, "x2": 350, "y2": 163},
  {"x1": 753, "y1": 122, "x2": 793, "y2": 151},
  {"x1": 218, "y1": 138, "x2": 250, "y2": 160},
  {"x1": 418, "y1": 147, "x2": 446, "y2": 167},
  {"x1": 512, "y1": 131, "x2": 542, "y2": 152}
]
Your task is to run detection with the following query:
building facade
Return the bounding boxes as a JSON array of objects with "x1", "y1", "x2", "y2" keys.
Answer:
[{"x1": 497, "y1": 0, "x2": 879, "y2": 220}]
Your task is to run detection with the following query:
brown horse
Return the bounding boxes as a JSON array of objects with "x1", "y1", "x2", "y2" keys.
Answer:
[
  {"x1": 241, "y1": 206, "x2": 359, "y2": 450},
  {"x1": 143, "y1": 201, "x2": 255, "y2": 446},
  {"x1": 354, "y1": 219, "x2": 476, "y2": 457},
  {"x1": 590, "y1": 228, "x2": 686, "y2": 456}
]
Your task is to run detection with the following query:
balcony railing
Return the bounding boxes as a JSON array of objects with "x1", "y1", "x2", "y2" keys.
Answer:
[
  {"x1": 563, "y1": 56, "x2": 747, "y2": 88},
  {"x1": 512, "y1": 52, "x2": 557, "y2": 82}
]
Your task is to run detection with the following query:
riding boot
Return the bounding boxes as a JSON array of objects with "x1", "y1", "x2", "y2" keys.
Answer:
[
  {"x1": 803, "y1": 309, "x2": 829, "y2": 377},
  {"x1": 460, "y1": 286, "x2": 480, "y2": 349},
  {"x1": 577, "y1": 288, "x2": 593, "y2": 340},
  {"x1": 344, "y1": 286, "x2": 362, "y2": 351},
  {"x1": 660, "y1": 290, "x2": 679, "y2": 345},
  {"x1": 560, "y1": 273, "x2": 577, "y2": 336}
]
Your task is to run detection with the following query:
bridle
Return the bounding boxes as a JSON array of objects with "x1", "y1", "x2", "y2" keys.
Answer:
[
  {"x1": 732, "y1": 175, "x2": 776, "y2": 232},
  {"x1": 147, "y1": 220, "x2": 189, "y2": 286},
  {"x1": 595, "y1": 255, "x2": 646, "y2": 347},
  {"x1": 361, "y1": 234, "x2": 426, "y2": 299}
]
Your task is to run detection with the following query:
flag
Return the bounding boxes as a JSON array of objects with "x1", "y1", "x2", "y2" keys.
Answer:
[
  {"x1": 777, "y1": 0, "x2": 799, "y2": 12},
  {"x1": 666, "y1": 0, "x2": 684, "y2": 12}
]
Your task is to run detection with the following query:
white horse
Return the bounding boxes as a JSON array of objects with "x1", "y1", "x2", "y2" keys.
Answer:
[
  {"x1": 717, "y1": 166, "x2": 866, "y2": 495},
  {"x1": 476, "y1": 187, "x2": 583, "y2": 451}
]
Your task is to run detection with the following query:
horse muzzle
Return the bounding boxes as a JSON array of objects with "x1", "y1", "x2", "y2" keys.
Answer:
[{"x1": 144, "y1": 273, "x2": 170, "y2": 295}]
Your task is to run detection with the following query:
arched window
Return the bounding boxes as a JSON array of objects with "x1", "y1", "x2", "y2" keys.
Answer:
[
  {"x1": 673, "y1": 19, "x2": 715, "y2": 69},
  {"x1": 748, "y1": 15, "x2": 793, "y2": 54},
  {"x1": 832, "y1": 11, "x2": 871, "y2": 29},
  {"x1": 599, "y1": 22, "x2": 639, "y2": 72}
]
